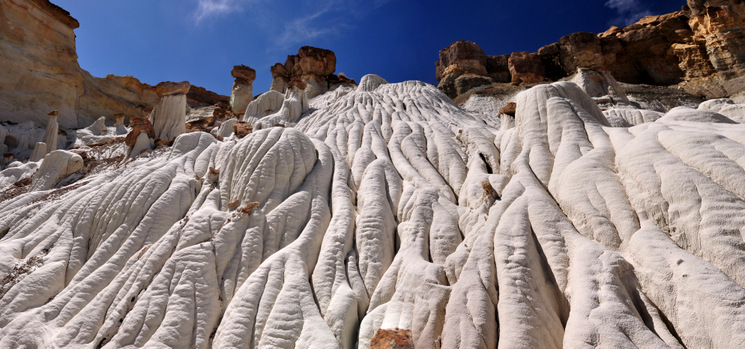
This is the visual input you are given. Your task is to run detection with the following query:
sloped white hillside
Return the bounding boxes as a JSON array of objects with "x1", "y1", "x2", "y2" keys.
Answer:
[{"x1": 1, "y1": 78, "x2": 745, "y2": 348}]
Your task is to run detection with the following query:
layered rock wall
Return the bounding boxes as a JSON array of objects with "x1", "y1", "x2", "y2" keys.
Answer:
[
  {"x1": 437, "y1": 0, "x2": 745, "y2": 100},
  {"x1": 0, "y1": 0, "x2": 224, "y2": 129}
]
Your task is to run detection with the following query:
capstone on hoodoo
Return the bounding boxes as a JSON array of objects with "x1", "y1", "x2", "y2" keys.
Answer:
[
  {"x1": 270, "y1": 46, "x2": 356, "y2": 98},
  {"x1": 230, "y1": 65, "x2": 256, "y2": 114}
]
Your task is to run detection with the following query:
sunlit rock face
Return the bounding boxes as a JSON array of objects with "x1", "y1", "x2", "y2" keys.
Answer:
[
  {"x1": 438, "y1": 0, "x2": 745, "y2": 103},
  {"x1": 0, "y1": 0, "x2": 230, "y2": 129},
  {"x1": 1, "y1": 78, "x2": 745, "y2": 348}
]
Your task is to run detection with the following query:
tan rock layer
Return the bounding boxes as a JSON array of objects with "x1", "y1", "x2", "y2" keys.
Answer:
[
  {"x1": 436, "y1": 0, "x2": 745, "y2": 100},
  {"x1": 0, "y1": 0, "x2": 225, "y2": 129}
]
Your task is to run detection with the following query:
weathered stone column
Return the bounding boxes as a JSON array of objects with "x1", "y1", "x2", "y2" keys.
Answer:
[
  {"x1": 151, "y1": 81, "x2": 189, "y2": 142},
  {"x1": 114, "y1": 113, "x2": 127, "y2": 135},
  {"x1": 230, "y1": 65, "x2": 256, "y2": 114},
  {"x1": 43, "y1": 110, "x2": 59, "y2": 153}
]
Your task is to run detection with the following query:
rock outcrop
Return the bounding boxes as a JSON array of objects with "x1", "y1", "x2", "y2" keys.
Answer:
[
  {"x1": 270, "y1": 46, "x2": 355, "y2": 99},
  {"x1": 0, "y1": 0, "x2": 224, "y2": 129},
  {"x1": 437, "y1": 0, "x2": 745, "y2": 100},
  {"x1": 229, "y1": 65, "x2": 256, "y2": 114},
  {"x1": 687, "y1": 0, "x2": 745, "y2": 94}
]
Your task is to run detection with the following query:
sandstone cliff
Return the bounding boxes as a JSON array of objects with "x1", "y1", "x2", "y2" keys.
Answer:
[
  {"x1": 0, "y1": 0, "x2": 225, "y2": 129},
  {"x1": 437, "y1": 0, "x2": 745, "y2": 101}
]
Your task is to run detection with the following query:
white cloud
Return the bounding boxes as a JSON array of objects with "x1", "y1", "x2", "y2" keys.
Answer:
[
  {"x1": 192, "y1": 0, "x2": 390, "y2": 50},
  {"x1": 276, "y1": 10, "x2": 333, "y2": 48},
  {"x1": 193, "y1": 0, "x2": 246, "y2": 24},
  {"x1": 605, "y1": 0, "x2": 652, "y2": 26}
]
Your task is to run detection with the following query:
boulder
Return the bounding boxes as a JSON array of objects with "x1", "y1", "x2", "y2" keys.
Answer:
[
  {"x1": 499, "y1": 102, "x2": 517, "y2": 116},
  {"x1": 187, "y1": 85, "x2": 229, "y2": 107},
  {"x1": 286, "y1": 46, "x2": 336, "y2": 77},
  {"x1": 125, "y1": 117, "x2": 155, "y2": 148},
  {"x1": 232, "y1": 121, "x2": 253, "y2": 139},
  {"x1": 231, "y1": 64, "x2": 256, "y2": 82},
  {"x1": 29, "y1": 150, "x2": 84, "y2": 191},
  {"x1": 370, "y1": 328, "x2": 414, "y2": 349}
]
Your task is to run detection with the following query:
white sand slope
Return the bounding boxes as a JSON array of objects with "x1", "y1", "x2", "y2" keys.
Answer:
[{"x1": 1, "y1": 77, "x2": 745, "y2": 348}]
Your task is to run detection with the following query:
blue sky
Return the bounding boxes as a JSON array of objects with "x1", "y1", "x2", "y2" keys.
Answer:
[{"x1": 54, "y1": 0, "x2": 686, "y2": 96}]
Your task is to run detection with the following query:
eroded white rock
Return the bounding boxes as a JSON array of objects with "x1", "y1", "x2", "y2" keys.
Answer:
[
  {"x1": 0, "y1": 79, "x2": 744, "y2": 349},
  {"x1": 29, "y1": 150, "x2": 83, "y2": 191}
]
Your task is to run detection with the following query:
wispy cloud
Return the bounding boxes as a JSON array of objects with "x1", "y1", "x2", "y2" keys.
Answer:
[
  {"x1": 276, "y1": 9, "x2": 338, "y2": 49},
  {"x1": 192, "y1": 0, "x2": 390, "y2": 50},
  {"x1": 605, "y1": 0, "x2": 652, "y2": 26},
  {"x1": 193, "y1": 0, "x2": 248, "y2": 24}
]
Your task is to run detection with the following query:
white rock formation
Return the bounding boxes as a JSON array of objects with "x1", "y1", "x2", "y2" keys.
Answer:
[
  {"x1": 0, "y1": 125, "x2": 8, "y2": 156},
  {"x1": 151, "y1": 82, "x2": 189, "y2": 142},
  {"x1": 89, "y1": 116, "x2": 108, "y2": 135},
  {"x1": 357, "y1": 74, "x2": 388, "y2": 92},
  {"x1": 151, "y1": 94, "x2": 187, "y2": 141},
  {"x1": 29, "y1": 142, "x2": 46, "y2": 162},
  {"x1": 215, "y1": 119, "x2": 237, "y2": 138},
  {"x1": 243, "y1": 90, "x2": 285, "y2": 121},
  {"x1": 303, "y1": 76, "x2": 328, "y2": 99},
  {"x1": 127, "y1": 132, "x2": 153, "y2": 159},
  {"x1": 114, "y1": 114, "x2": 128, "y2": 135},
  {"x1": 230, "y1": 65, "x2": 256, "y2": 114},
  {"x1": 603, "y1": 108, "x2": 663, "y2": 126},
  {"x1": 28, "y1": 149, "x2": 84, "y2": 191},
  {"x1": 0, "y1": 161, "x2": 39, "y2": 188},
  {"x1": 43, "y1": 112, "x2": 59, "y2": 154},
  {"x1": 0, "y1": 80, "x2": 744, "y2": 349},
  {"x1": 244, "y1": 87, "x2": 308, "y2": 129},
  {"x1": 572, "y1": 68, "x2": 629, "y2": 104}
]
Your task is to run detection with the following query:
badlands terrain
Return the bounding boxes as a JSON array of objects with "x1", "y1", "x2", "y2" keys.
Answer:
[{"x1": 2, "y1": 0, "x2": 745, "y2": 348}]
